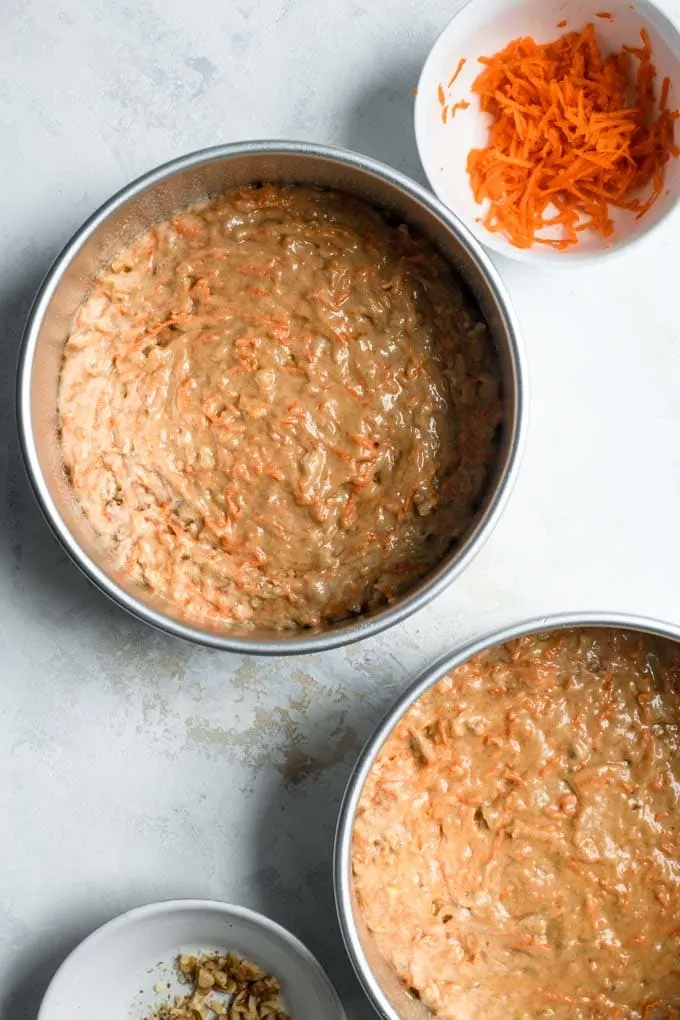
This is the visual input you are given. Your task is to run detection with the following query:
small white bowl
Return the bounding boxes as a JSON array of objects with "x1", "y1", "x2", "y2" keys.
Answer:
[
  {"x1": 415, "y1": 0, "x2": 680, "y2": 264},
  {"x1": 37, "y1": 899, "x2": 347, "y2": 1020}
]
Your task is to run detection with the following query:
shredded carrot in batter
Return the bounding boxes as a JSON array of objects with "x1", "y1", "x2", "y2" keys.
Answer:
[{"x1": 466, "y1": 24, "x2": 680, "y2": 249}]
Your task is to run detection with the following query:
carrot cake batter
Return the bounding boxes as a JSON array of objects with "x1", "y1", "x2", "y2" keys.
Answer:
[
  {"x1": 59, "y1": 184, "x2": 502, "y2": 630},
  {"x1": 353, "y1": 628, "x2": 680, "y2": 1019}
]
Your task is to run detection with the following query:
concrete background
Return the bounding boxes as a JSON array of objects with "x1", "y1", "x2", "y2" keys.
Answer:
[{"x1": 2, "y1": 0, "x2": 680, "y2": 1015}]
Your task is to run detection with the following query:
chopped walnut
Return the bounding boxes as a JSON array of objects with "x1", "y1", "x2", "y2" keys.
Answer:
[{"x1": 144, "y1": 950, "x2": 291, "y2": 1020}]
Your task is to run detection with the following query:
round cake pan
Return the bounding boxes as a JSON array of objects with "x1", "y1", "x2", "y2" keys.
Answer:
[
  {"x1": 334, "y1": 611, "x2": 680, "y2": 1019},
  {"x1": 18, "y1": 140, "x2": 526, "y2": 654}
]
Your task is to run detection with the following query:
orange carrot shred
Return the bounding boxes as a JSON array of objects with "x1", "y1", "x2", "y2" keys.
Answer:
[
  {"x1": 450, "y1": 99, "x2": 470, "y2": 119},
  {"x1": 441, "y1": 104, "x2": 448, "y2": 124},
  {"x1": 596, "y1": 11, "x2": 614, "y2": 19},
  {"x1": 465, "y1": 24, "x2": 680, "y2": 248},
  {"x1": 448, "y1": 57, "x2": 467, "y2": 89},
  {"x1": 557, "y1": 19, "x2": 568, "y2": 28},
  {"x1": 437, "y1": 82, "x2": 446, "y2": 106}
]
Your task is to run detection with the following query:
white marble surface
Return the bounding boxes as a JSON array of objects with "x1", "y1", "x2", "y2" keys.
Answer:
[{"x1": 3, "y1": 0, "x2": 680, "y2": 1015}]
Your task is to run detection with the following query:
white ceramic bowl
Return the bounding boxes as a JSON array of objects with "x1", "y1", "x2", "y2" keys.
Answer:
[
  {"x1": 37, "y1": 899, "x2": 347, "y2": 1020},
  {"x1": 415, "y1": 0, "x2": 680, "y2": 264}
]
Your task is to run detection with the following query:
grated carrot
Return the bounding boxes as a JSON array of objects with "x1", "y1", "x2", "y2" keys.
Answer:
[
  {"x1": 447, "y1": 57, "x2": 467, "y2": 88},
  {"x1": 557, "y1": 19, "x2": 568, "y2": 28},
  {"x1": 596, "y1": 10, "x2": 614, "y2": 18},
  {"x1": 465, "y1": 24, "x2": 680, "y2": 248},
  {"x1": 450, "y1": 98, "x2": 470, "y2": 119}
]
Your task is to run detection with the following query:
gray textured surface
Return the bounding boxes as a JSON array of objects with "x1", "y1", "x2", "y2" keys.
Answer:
[{"x1": 3, "y1": 0, "x2": 680, "y2": 1017}]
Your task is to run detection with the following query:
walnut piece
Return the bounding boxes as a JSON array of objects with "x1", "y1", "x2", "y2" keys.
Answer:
[{"x1": 144, "y1": 950, "x2": 291, "y2": 1020}]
